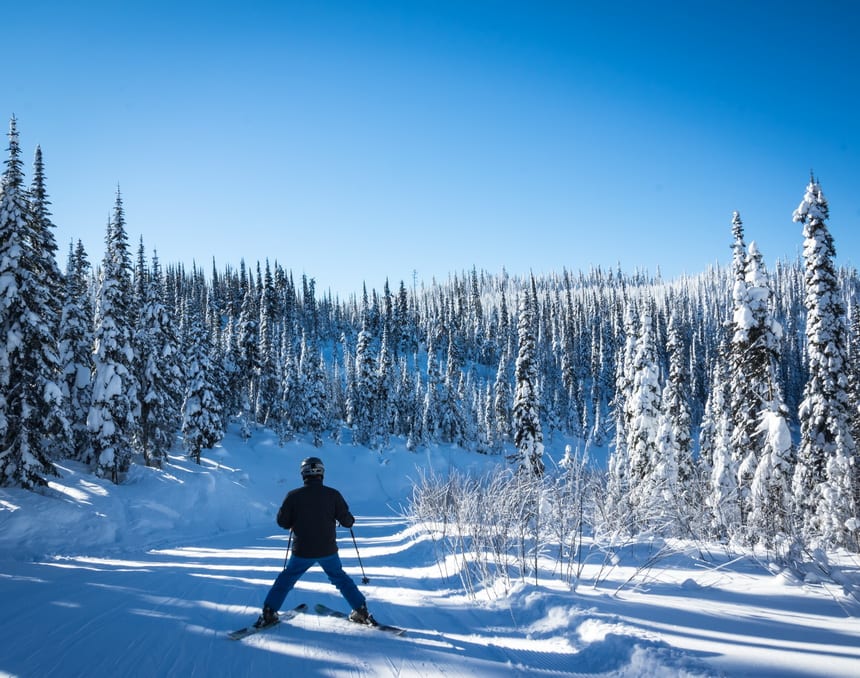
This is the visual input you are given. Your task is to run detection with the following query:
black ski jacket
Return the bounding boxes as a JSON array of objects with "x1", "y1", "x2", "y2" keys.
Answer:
[{"x1": 276, "y1": 478, "x2": 355, "y2": 558}]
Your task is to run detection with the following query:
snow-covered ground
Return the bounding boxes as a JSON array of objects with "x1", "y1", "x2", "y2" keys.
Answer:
[{"x1": 1, "y1": 426, "x2": 859, "y2": 677}]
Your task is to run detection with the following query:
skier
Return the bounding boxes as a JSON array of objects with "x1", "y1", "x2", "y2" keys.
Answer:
[{"x1": 254, "y1": 456, "x2": 373, "y2": 628}]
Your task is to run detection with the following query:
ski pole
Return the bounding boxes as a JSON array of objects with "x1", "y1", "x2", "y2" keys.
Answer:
[
  {"x1": 283, "y1": 530, "x2": 292, "y2": 570},
  {"x1": 350, "y1": 527, "x2": 370, "y2": 584}
]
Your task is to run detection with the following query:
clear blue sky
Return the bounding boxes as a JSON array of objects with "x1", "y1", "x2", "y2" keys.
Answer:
[{"x1": 6, "y1": 0, "x2": 860, "y2": 297}]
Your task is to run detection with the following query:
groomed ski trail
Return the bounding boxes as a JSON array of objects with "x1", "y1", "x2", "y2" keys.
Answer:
[{"x1": 0, "y1": 516, "x2": 604, "y2": 677}]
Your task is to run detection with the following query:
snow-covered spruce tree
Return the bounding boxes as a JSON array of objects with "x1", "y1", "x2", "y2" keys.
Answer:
[
  {"x1": 391, "y1": 355, "x2": 416, "y2": 440},
  {"x1": 181, "y1": 294, "x2": 223, "y2": 464},
  {"x1": 736, "y1": 240, "x2": 794, "y2": 545},
  {"x1": 136, "y1": 253, "x2": 184, "y2": 468},
  {"x1": 27, "y1": 146, "x2": 63, "y2": 332},
  {"x1": 277, "y1": 329, "x2": 302, "y2": 442},
  {"x1": 59, "y1": 240, "x2": 94, "y2": 462},
  {"x1": 512, "y1": 281, "x2": 544, "y2": 477},
  {"x1": 375, "y1": 326, "x2": 396, "y2": 448},
  {"x1": 89, "y1": 191, "x2": 139, "y2": 482},
  {"x1": 351, "y1": 324, "x2": 376, "y2": 447},
  {"x1": 236, "y1": 280, "x2": 259, "y2": 431},
  {"x1": 420, "y1": 332, "x2": 441, "y2": 445},
  {"x1": 792, "y1": 177, "x2": 858, "y2": 548},
  {"x1": 728, "y1": 213, "x2": 760, "y2": 524},
  {"x1": 605, "y1": 303, "x2": 639, "y2": 524},
  {"x1": 749, "y1": 405, "x2": 794, "y2": 550},
  {"x1": 704, "y1": 333, "x2": 741, "y2": 540},
  {"x1": 301, "y1": 331, "x2": 328, "y2": 447},
  {"x1": 219, "y1": 313, "x2": 244, "y2": 424},
  {"x1": 650, "y1": 310, "x2": 694, "y2": 533},
  {"x1": 0, "y1": 118, "x2": 66, "y2": 487},
  {"x1": 255, "y1": 261, "x2": 280, "y2": 426},
  {"x1": 624, "y1": 304, "x2": 662, "y2": 525},
  {"x1": 439, "y1": 330, "x2": 467, "y2": 446},
  {"x1": 849, "y1": 303, "x2": 860, "y2": 518},
  {"x1": 613, "y1": 303, "x2": 639, "y2": 455},
  {"x1": 493, "y1": 352, "x2": 512, "y2": 445},
  {"x1": 22, "y1": 141, "x2": 69, "y2": 460}
]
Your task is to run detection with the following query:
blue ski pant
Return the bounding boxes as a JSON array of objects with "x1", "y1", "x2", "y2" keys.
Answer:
[{"x1": 263, "y1": 552, "x2": 366, "y2": 612}]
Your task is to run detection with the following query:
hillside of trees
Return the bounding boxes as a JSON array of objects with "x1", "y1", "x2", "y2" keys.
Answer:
[{"x1": 1, "y1": 117, "x2": 857, "y2": 554}]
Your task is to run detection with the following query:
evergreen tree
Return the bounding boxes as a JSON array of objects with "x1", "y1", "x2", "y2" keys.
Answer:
[
  {"x1": 493, "y1": 353, "x2": 512, "y2": 444},
  {"x1": 512, "y1": 283, "x2": 544, "y2": 476},
  {"x1": 736, "y1": 240, "x2": 793, "y2": 542},
  {"x1": 89, "y1": 195, "x2": 138, "y2": 482},
  {"x1": 375, "y1": 326, "x2": 396, "y2": 448},
  {"x1": 625, "y1": 305, "x2": 662, "y2": 519},
  {"x1": 650, "y1": 311, "x2": 693, "y2": 531},
  {"x1": 137, "y1": 253, "x2": 184, "y2": 468},
  {"x1": 439, "y1": 330, "x2": 466, "y2": 445},
  {"x1": 236, "y1": 281, "x2": 259, "y2": 429},
  {"x1": 792, "y1": 177, "x2": 858, "y2": 547},
  {"x1": 181, "y1": 295, "x2": 223, "y2": 463},
  {"x1": 23, "y1": 140, "x2": 70, "y2": 459},
  {"x1": 59, "y1": 241, "x2": 94, "y2": 462},
  {"x1": 749, "y1": 405, "x2": 794, "y2": 549},
  {"x1": 728, "y1": 215, "x2": 760, "y2": 520},
  {"x1": 278, "y1": 330, "x2": 303, "y2": 441},
  {"x1": 421, "y1": 333, "x2": 440, "y2": 444},
  {"x1": 256, "y1": 261, "x2": 280, "y2": 425},
  {"x1": 705, "y1": 338, "x2": 740, "y2": 540},
  {"x1": 301, "y1": 331, "x2": 328, "y2": 447},
  {"x1": 27, "y1": 146, "x2": 63, "y2": 331},
  {"x1": 351, "y1": 325, "x2": 376, "y2": 447},
  {"x1": 0, "y1": 117, "x2": 66, "y2": 487}
]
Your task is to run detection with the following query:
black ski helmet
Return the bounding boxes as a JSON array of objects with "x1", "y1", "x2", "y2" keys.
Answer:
[{"x1": 300, "y1": 456, "x2": 325, "y2": 479}]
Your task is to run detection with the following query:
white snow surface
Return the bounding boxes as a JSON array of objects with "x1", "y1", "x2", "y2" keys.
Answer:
[{"x1": 1, "y1": 425, "x2": 859, "y2": 677}]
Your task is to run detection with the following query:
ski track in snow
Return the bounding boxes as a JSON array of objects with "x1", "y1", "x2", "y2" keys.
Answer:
[{"x1": 1, "y1": 430, "x2": 860, "y2": 677}]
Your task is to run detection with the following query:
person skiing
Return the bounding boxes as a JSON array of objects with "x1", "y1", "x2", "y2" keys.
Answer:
[{"x1": 254, "y1": 456, "x2": 373, "y2": 628}]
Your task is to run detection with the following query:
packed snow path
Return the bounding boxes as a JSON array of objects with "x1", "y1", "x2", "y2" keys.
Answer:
[
  {"x1": 2, "y1": 437, "x2": 860, "y2": 677},
  {"x1": 1, "y1": 517, "x2": 596, "y2": 677},
  {"x1": 4, "y1": 515, "x2": 860, "y2": 677}
]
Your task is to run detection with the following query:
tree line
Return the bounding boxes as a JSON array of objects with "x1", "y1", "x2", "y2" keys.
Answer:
[{"x1": 1, "y1": 117, "x2": 857, "y2": 552}]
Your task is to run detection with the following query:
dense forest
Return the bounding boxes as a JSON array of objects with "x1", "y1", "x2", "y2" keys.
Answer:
[{"x1": 1, "y1": 117, "x2": 857, "y2": 554}]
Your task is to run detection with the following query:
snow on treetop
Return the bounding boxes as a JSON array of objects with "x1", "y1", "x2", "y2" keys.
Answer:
[{"x1": 792, "y1": 179, "x2": 829, "y2": 224}]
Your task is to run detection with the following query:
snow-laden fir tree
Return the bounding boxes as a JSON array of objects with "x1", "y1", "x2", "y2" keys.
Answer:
[
  {"x1": 848, "y1": 303, "x2": 860, "y2": 517},
  {"x1": 420, "y1": 332, "x2": 441, "y2": 445},
  {"x1": 439, "y1": 330, "x2": 467, "y2": 446},
  {"x1": 236, "y1": 281, "x2": 259, "y2": 430},
  {"x1": 375, "y1": 326, "x2": 396, "y2": 448},
  {"x1": 181, "y1": 293, "x2": 223, "y2": 463},
  {"x1": 650, "y1": 310, "x2": 693, "y2": 532},
  {"x1": 792, "y1": 177, "x2": 858, "y2": 547},
  {"x1": 391, "y1": 355, "x2": 415, "y2": 440},
  {"x1": 351, "y1": 324, "x2": 376, "y2": 447},
  {"x1": 27, "y1": 146, "x2": 63, "y2": 331},
  {"x1": 728, "y1": 213, "x2": 761, "y2": 522},
  {"x1": 278, "y1": 330, "x2": 304, "y2": 441},
  {"x1": 255, "y1": 262, "x2": 280, "y2": 426},
  {"x1": 59, "y1": 240, "x2": 94, "y2": 462},
  {"x1": 733, "y1": 240, "x2": 793, "y2": 544},
  {"x1": 301, "y1": 330, "x2": 329, "y2": 447},
  {"x1": 512, "y1": 280, "x2": 544, "y2": 476},
  {"x1": 136, "y1": 253, "x2": 184, "y2": 468},
  {"x1": 89, "y1": 193, "x2": 139, "y2": 483},
  {"x1": 706, "y1": 336, "x2": 740, "y2": 540},
  {"x1": 22, "y1": 142, "x2": 69, "y2": 459},
  {"x1": 624, "y1": 305, "x2": 662, "y2": 523},
  {"x1": 606, "y1": 303, "x2": 639, "y2": 524},
  {"x1": 0, "y1": 117, "x2": 67, "y2": 487},
  {"x1": 493, "y1": 352, "x2": 512, "y2": 444}
]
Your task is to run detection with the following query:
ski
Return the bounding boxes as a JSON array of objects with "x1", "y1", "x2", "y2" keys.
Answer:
[
  {"x1": 313, "y1": 603, "x2": 406, "y2": 636},
  {"x1": 227, "y1": 603, "x2": 308, "y2": 640}
]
